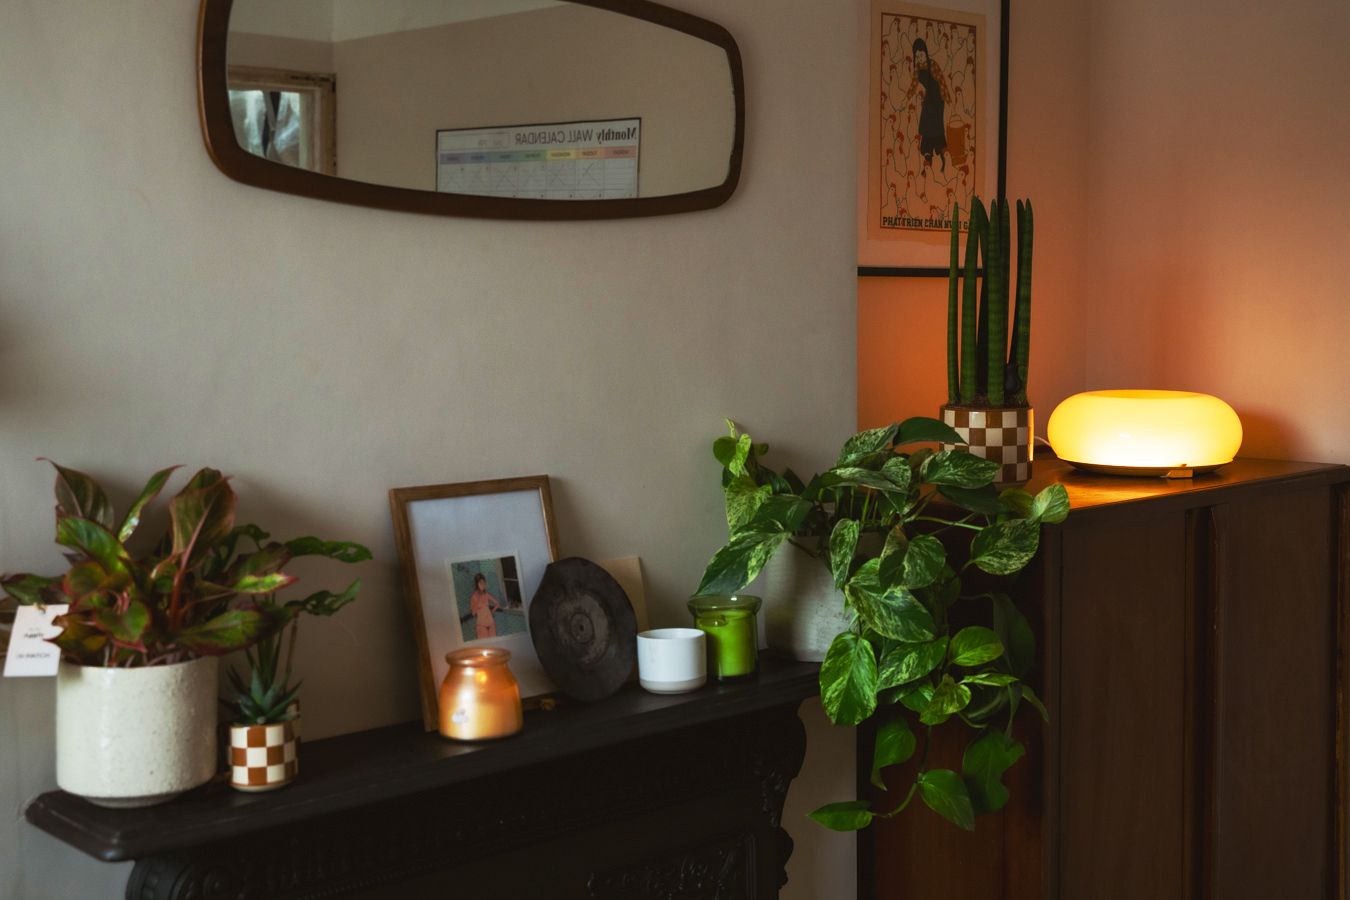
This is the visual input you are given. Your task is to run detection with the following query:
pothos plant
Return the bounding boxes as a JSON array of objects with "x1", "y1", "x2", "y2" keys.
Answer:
[
  {"x1": 227, "y1": 528, "x2": 370, "y2": 725},
  {"x1": 0, "y1": 462, "x2": 369, "y2": 668},
  {"x1": 695, "y1": 418, "x2": 1068, "y2": 832}
]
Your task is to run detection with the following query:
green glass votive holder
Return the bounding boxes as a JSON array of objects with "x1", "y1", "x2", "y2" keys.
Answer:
[{"x1": 687, "y1": 594, "x2": 762, "y2": 681}]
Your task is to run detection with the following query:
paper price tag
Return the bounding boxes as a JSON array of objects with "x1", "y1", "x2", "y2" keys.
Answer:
[{"x1": 3, "y1": 604, "x2": 69, "y2": 677}]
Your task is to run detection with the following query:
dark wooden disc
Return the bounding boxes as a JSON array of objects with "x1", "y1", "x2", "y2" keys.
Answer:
[{"x1": 528, "y1": 557, "x2": 637, "y2": 702}]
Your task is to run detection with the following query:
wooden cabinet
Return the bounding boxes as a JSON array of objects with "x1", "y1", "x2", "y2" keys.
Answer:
[{"x1": 863, "y1": 457, "x2": 1350, "y2": 900}]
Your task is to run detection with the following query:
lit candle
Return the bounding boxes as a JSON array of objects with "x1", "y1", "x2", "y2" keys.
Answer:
[
  {"x1": 439, "y1": 647, "x2": 523, "y2": 740},
  {"x1": 687, "y1": 595, "x2": 761, "y2": 681}
]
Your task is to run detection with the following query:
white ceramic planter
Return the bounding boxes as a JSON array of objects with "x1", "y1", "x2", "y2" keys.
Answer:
[
  {"x1": 56, "y1": 656, "x2": 219, "y2": 808},
  {"x1": 761, "y1": 545, "x2": 855, "y2": 662}
]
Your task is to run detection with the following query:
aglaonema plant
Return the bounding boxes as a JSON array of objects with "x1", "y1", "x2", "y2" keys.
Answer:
[
  {"x1": 696, "y1": 418, "x2": 1068, "y2": 832},
  {"x1": 0, "y1": 462, "x2": 369, "y2": 667}
]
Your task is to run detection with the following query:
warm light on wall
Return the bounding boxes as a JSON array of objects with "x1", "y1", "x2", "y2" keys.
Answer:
[{"x1": 1047, "y1": 390, "x2": 1242, "y2": 477}]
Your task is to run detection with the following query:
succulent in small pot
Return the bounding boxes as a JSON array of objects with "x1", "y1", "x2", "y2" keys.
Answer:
[
  {"x1": 226, "y1": 533, "x2": 369, "y2": 792},
  {"x1": 0, "y1": 462, "x2": 366, "y2": 806}
]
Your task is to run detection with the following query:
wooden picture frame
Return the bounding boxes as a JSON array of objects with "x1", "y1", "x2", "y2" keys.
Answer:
[
  {"x1": 390, "y1": 476, "x2": 560, "y2": 731},
  {"x1": 858, "y1": 0, "x2": 1010, "y2": 278}
]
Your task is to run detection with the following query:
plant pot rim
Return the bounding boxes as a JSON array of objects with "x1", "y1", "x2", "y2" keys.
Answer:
[
  {"x1": 58, "y1": 655, "x2": 213, "y2": 671},
  {"x1": 941, "y1": 402, "x2": 1034, "y2": 411}
]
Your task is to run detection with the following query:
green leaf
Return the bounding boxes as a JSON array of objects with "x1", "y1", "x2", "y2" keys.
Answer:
[
  {"x1": 899, "y1": 681, "x2": 934, "y2": 713},
  {"x1": 117, "y1": 466, "x2": 179, "y2": 543},
  {"x1": 920, "y1": 675, "x2": 972, "y2": 725},
  {"x1": 49, "y1": 614, "x2": 109, "y2": 663},
  {"x1": 819, "y1": 632, "x2": 878, "y2": 726},
  {"x1": 837, "y1": 425, "x2": 897, "y2": 466},
  {"x1": 822, "y1": 467, "x2": 904, "y2": 493},
  {"x1": 919, "y1": 449, "x2": 999, "y2": 489},
  {"x1": 879, "y1": 636, "x2": 947, "y2": 689},
  {"x1": 746, "y1": 495, "x2": 813, "y2": 534},
  {"x1": 998, "y1": 488, "x2": 1035, "y2": 518},
  {"x1": 232, "y1": 572, "x2": 298, "y2": 594},
  {"x1": 992, "y1": 595, "x2": 1036, "y2": 677},
  {"x1": 1021, "y1": 685, "x2": 1050, "y2": 722},
  {"x1": 918, "y1": 769, "x2": 976, "y2": 830},
  {"x1": 93, "y1": 598, "x2": 151, "y2": 644},
  {"x1": 828, "y1": 518, "x2": 860, "y2": 589},
  {"x1": 962, "y1": 731, "x2": 1026, "y2": 814},
  {"x1": 284, "y1": 537, "x2": 373, "y2": 563},
  {"x1": 45, "y1": 461, "x2": 116, "y2": 532},
  {"x1": 894, "y1": 416, "x2": 963, "y2": 446},
  {"x1": 870, "y1": 716, "x2": 917, "y2": 788},
  {"x1": 949, "y1": 626, "x2": 1004, "y2": 667},
  {"x1": 170, "y1": 477, "x2": 237, "y2": 569},
  {"x1": 287, "y1": 579, "x2": 362, "y2": 616},
  {"x1": 1031, "y1": 483, "x2": 1070, "y2": 524},
  {"x1": 970, "y1": 519, "x2": 1041, "y2": 575},
  {"x1": 713, "y1": 433, "x2": 754, "y2": 476},
  {"x1": 724, "y1": 476, "x2": 772, "y2": 533},
  {"x1": 880, "y1": 457, "x2": 913, "y2": 493},
  {"x1": 1, "y1": 574, "x2": 62, "y2": 606},
  {"x1": 809, "y1": 800, "x2": 875, "y2": 832},
  {"x1": 696, "y1": 531, "x2": 788, "y2": 597},
  {"x1": 876, "y1": 526, "x2": 908, "y2": 588},
  {"x1": 845, "y1": 566, "x2": 936, "y2": 643},
  {"x1": 898, "y1": 534, "x2": 946, "y2": 589},
  {"x1": 176, "y1": 609, "x2": 277, "y2": 656},
  {"x1": 938, "y1": 483, "x2": 1003, "y2": 516},
  {"x1": 961, "y1": 672, "x2": 1020, "y2": 687},
  {"x1": 54, "y1": 518, "x2": 128, "y2": 575}
]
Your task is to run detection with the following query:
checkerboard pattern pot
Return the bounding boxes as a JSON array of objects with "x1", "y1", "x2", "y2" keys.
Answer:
[
  {"x1": 229, "y1": 720, "x2": 299, "y2": 792},
  {"x1": 940, "y1": 405, "x2": 1034, "y2": 484}
]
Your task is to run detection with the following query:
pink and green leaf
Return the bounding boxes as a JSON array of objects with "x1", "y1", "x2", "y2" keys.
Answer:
[
  {"x1": 117, "y1": 465, "x2": 179, "y2": 542},
  {"x1": 44, "y1": 461, "x2": 116, "y2": 531}
]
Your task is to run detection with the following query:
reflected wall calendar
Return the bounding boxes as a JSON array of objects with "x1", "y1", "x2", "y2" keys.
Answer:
[{"x1": 436, "y1": 117, "x2": 641, "y2": 200}]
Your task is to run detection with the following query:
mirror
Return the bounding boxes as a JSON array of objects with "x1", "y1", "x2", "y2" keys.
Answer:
[{"x1": 197, "y1": 0, "x2": 744, "y2": 219}]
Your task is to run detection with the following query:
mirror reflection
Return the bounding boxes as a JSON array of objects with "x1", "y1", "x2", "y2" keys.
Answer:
[{"x1": 225, "y1": 0, "x2": 737, "y2": 200}]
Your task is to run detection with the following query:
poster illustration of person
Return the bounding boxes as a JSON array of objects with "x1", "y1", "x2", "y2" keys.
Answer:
[{"x1": 867, "y1": 1, "x2": 986, "y2": 244}]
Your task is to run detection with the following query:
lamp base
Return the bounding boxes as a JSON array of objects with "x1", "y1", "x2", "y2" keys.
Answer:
[{"x1": 1060, "y1": 459, "x2": 1230, "y2": 478}]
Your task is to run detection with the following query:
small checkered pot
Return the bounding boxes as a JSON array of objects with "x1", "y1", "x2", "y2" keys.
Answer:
[
  {"x1": 229, "y1": 719, "x2": 299, "y2": 792},
  {"x1": 940, "y1": 404, "x2": 1034, "y2": 485}
]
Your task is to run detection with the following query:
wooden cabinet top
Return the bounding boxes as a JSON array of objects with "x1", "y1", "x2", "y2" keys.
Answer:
[{"x1": 1025, "y1": 456, "x2": 1349, "y2": 518}]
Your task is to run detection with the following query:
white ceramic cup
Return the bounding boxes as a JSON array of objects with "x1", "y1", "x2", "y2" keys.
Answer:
[{"x1": 636, "y1": 628, "x2": 707, "y2": 694}]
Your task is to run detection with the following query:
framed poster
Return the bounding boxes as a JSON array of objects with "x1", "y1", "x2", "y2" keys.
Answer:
[
  {"x1": 859, "y1": 0, "x2": 1008, "y2": 276},
  {"x1": 390, "y1": 476, "x2": 560, "y2": 731}
]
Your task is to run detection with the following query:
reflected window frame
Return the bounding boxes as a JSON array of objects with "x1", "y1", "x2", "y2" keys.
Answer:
[{"x1": 227, "y1": 67, "x2": 337, "y2": 177}]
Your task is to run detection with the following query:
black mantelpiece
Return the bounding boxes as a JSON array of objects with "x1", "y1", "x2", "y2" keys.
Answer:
[{"x1": 27, "y1": 658, "x2": 819, "y2": 900}]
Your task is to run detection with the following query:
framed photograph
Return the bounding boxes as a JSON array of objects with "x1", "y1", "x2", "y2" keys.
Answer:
[
  {"x1": 390, "y1": 476, "x2": 560, "y2": 731},
  {"x1": 858, "y1": 0, "x2": 1008, "y2": 276}
]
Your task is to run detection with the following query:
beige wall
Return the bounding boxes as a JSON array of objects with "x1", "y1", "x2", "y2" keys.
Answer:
[
  {"x1": 0, "y1": 1, "x2": 854, "y2": 897},
  {"x1": 228, "y1": 32, "x2": 335, "y2": 73},
  {"x1": 1082, "y1": 0, "x2": 1350, "y2": 463}
]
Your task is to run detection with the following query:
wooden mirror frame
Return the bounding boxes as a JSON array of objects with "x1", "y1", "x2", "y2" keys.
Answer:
[{"x1": 196, "y1": 0, "x2": 745, "y2": 220}]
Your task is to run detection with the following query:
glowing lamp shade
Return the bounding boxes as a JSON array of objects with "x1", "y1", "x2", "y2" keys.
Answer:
[{"x1": 1047, "y1": 390, "x2": 1242, "y2": 476}]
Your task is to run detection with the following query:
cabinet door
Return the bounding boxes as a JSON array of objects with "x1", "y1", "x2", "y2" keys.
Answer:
[
  {"x1": 1207, "y1": 485, "x2": 1337, "y2": 899},
  {"x1": 1058, "y1": 509, "x2": 1189, "y2": 899}
]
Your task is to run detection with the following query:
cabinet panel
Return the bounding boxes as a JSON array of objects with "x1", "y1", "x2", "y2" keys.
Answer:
[
  {"x1": 1212, "y1": 486, "x2": 1335, "y2": 898},
  {"x1": 1059, "y1": 511, "x2": 1188, "y2": 899}
]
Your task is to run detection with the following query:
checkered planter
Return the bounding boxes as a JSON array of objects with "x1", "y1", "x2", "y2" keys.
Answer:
[
  {"x1": 940, "y1": 405, "x2": 1034, "y2": 484},
  {"x1": 229, "y1": 719, "x2": 299, "y2": 792}
]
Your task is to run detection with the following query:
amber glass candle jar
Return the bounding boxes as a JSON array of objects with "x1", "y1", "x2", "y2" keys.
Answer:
[{"x1": 439, "y1": 647, "x2": 523, "y2": 741}]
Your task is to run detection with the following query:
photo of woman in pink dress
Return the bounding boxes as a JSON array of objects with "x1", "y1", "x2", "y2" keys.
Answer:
[{"x1": 469, "y1": 573, "x2": 502, "y2": 639}]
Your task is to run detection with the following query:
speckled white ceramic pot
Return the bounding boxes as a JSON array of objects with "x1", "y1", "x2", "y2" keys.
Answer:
[
  {"x1": 762, "y1": 546, "x2": 855, "y2": 662},
  {"x1": 56, "y1": 656, "x2": 218, "y2": 808}
]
